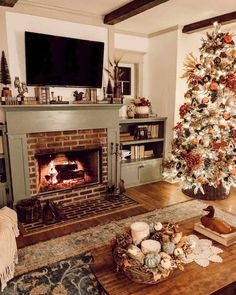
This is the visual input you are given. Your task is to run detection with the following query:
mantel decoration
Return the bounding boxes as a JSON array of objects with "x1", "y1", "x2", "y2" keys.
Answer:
[
  {"x1": 14, "y1": 77, "x2": 28, "y2": 104},
  {"x1": 105, "y1": 58, "x2": 124, "y2": 104},
  {"x1": 112, "y1": 221, "x2": 193, "y2": 284},
  {"x1": 0, "y1": 50, "x2": 12, "y2": 98},
  {"x1": 163, "y1": 22, "x2": 236, "y2": 200}
]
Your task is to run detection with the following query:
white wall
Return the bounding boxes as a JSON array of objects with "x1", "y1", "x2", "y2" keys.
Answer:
[
  {"x1": 114, "y1": 33, "x2": 149, "y2": 117},
  {"x1": 147, "y1": 30, "x2": 178, "y2": 153},
  {"x1": 5, "y1": 12, "x2": 108, "y2": 101}
]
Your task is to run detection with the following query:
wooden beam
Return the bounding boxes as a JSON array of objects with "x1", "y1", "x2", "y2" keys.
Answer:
[
  {"x1": 0, "y1": 0, "x2": 19, "y2": 7},
  {"x1": 104, "y1": 0, "x2": 169, "y2": 25},
  {"x1": 182, "y1": 11, "x2": 236, "y2": 34}
]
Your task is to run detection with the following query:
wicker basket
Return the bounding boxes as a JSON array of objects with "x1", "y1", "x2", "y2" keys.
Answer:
[
  {"x1": 182, "y1": 184, "x2": 228, "y2": 200},
  {"x1": 16, "y1": 198, "x2": 42, "y2": 223},
  {"x1": 113, "y1": 247, "x2": 172, "y2": 284}
]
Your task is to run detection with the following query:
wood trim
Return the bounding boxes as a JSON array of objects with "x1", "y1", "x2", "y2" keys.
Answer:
[
  {"x1": 0, "y1": 0, "x2": 18, "y2": 7},
  {"x1": 104, "y1": 0, "x2": 169, "y2": 25},
  {"x1": 148, "y1": 25, "x2": 179, "y2": 38},
  {"x1": 182, "y1": 11, "x2": 236, "y2": 34}
]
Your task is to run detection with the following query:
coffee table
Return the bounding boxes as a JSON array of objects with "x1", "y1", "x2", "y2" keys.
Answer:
[{"x1": 92, "y1": 217, "x2": 236, "y2": 295}]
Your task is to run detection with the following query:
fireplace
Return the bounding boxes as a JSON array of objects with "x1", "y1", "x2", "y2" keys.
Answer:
[
  {"x1": 3, "y1": 104, "x2": 121, "y2": 205},
  {"x1": 35, "y1": 148, "x2": 101, "y2": 194}
]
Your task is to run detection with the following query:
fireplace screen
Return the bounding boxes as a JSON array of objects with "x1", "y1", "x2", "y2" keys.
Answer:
[{"x1": 35, "y1": 148, "x2": 101, "y2": 194}]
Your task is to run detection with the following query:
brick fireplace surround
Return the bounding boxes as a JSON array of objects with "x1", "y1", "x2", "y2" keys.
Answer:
[
  {"x1": 27, "y1": 128, "x2": 107, "y2": 205},
  {"x1": 2, "y1": 104, "x2": 120, "y2": 205}
]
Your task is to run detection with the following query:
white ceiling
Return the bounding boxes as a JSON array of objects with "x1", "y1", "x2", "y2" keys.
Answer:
[{"x1": 17, "y1": 0, "x2": 236, "y2": 35}]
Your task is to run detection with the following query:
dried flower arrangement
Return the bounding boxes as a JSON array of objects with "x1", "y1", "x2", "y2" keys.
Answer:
[{"x1": 112, "y1": 221, "x2": 192, "y2": 284}]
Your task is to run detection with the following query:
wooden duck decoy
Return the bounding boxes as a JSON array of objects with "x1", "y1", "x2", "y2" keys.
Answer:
[{"x1": 201, "y1": 205, "x2": 236, "y2": 234}]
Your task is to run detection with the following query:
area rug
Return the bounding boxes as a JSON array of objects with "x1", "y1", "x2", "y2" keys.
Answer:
[
  {"x1": 15, "y1": 199, "x2": 211, "y2": 276},
  {"x1": 19, "y1": 194, "x2": 146, "y2": 236},
  {"x1": 3, "y1": 199, "x2": 236, "y2": 294},
  {"x1": 3, "y1": 252, "x2": 107, "y2": 295}
]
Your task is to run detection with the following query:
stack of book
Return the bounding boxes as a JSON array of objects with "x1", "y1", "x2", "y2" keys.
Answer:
[
  {"x1": 147, "y1": 125, "x2": 159, "y2": 138},
  {"x1": 120, "y1": 132, "x2": 134, "y2": 142},
  {"x1": 130, "y1": 145, "x2": 145, "y2": 160},
  {"x1": 144, "y1": 150, "x2": 154, "y2": 158}
]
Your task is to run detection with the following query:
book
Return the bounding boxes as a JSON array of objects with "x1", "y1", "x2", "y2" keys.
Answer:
[{"x1": 194, "y1": 222, "x2": 236, "y2": 246}]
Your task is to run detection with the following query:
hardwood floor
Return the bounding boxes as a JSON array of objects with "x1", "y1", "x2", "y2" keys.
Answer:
[
  {"x1": 126, "y1": 181, "x2": 236, "y2": 214},
  {"x1": 17, "y1": 181, "x2": 236, "y2": 248}
]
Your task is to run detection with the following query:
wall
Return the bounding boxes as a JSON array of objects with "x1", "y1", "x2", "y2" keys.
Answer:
[
  {"x1": 147, "y1": 29, "x2": 178, "y2": 153},
  {"x1": 5, "y1": 12, "x2": 108, "y2": 101}
]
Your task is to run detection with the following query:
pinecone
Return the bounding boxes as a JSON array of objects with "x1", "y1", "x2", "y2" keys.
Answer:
[
  {"x1": 150, "y1": 232, "x2": 163, "y2": 243},
  {"x1": 116, "y1": 232, "x2": 132, "y2": 249}
]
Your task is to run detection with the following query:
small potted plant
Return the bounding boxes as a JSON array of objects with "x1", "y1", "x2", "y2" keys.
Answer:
[
  {"x1": 0, "y1": 51, "x2": 12, "y2": 98},
  {"x1": 133, "y1": 97, "x2": 151, "y2": 118}
]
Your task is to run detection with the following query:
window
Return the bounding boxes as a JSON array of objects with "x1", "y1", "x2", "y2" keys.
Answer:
[{"x1": 118, "y1": 63, "x2": 135, "y2": 99}]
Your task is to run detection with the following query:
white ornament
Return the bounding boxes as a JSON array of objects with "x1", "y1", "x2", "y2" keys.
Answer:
[{"x1": 154, "y1": 222, "x2": 163, "y2": 231}]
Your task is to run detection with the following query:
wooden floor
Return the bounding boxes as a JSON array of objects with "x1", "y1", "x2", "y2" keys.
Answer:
[
  {"x1": 127, "y1": 181, "x2": 236, "y2": 214},
  {"x1": 17, "y1": 181, "x2": 236, "y2": 248}
]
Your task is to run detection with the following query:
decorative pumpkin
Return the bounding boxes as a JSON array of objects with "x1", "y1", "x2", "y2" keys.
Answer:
[
  {"x1": 154, "y1": 222, "x2": 163, "y2": 231},
  {"x1": 144, "y1": 253, "x2": 161, "y2": 268},
  {"x1": 174, "y1": 247, "x2": 184, "y2": 257},
  {"x1": 162, "y1": 242, "x2": 176, "y2": 255}
]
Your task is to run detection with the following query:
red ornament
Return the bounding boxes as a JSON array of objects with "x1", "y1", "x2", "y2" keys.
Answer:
[
  {"x1": 213, "y1": 141, "x2": 227, "y2": 150},
  {"x1": 210, "y1": 82, "x2": 218, "y2": 91},
  {"x1": 182, "y1": 151, "x2": 202, "y2": 170},
  {"x1": 226, "y1": 74, "x2": 236, "y2": 91},
  {"x1": 173, "y1": 122, "x2": 183, "y2": 131},
  {"x1": 179, "y1": 103, "x2": 191, "y2": 118},
  {"x1": 224, "y1": 34, "x2": 233, "y2": 44}
]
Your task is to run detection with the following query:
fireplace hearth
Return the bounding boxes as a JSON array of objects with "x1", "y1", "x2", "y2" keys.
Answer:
[{"x1": 35, "y1": 148, "x2": 101, "y2": 194}]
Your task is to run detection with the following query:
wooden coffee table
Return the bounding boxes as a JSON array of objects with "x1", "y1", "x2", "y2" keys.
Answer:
[{"x1": 92, "y1": 217, "x2": 236, "y2": 295}]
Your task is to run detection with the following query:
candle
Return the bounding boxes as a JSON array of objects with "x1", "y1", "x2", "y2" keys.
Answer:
[
  {"x1": 130, "y1": 221, "x2": 150, "y2": 245},
  {"x1": 141, "y1": 239, "x2": 161, "y2": 254}
]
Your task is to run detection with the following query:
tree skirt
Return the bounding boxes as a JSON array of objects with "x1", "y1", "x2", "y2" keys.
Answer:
[{"x1": 2, "y1": 252, "x2": 107, "y2": 295}]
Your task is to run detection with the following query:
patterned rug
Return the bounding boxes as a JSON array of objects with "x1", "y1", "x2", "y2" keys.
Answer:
[
  {"x1": 4, "y1": 199, "x2": 236, "y2": 294},
  {"x1": 15, "y1": 199, "x2": 209, "y2": 276},
  {"x1": 3, "y1": 252, "x2": 108, "y2": 295}
]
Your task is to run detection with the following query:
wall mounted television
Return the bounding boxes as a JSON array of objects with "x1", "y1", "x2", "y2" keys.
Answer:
[{"x1": 25, "y1": 31, "x2": 104, "y2": 88}]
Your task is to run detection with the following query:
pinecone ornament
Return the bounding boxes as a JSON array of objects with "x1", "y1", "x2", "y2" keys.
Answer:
[
  {"x1": 116, "y1": 232, "x2": 133, "y2": 249},
  {"x1": 150, "y1": 232, "x2": 163, "y2": 243}
]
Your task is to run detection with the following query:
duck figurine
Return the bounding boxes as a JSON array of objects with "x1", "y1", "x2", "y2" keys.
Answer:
[{"x1": 201, "y1": 205, "x2": 236, "y2": 234}]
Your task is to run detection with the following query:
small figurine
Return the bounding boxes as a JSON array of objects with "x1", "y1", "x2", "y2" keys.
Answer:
[
  {"x1": 73, "y1": 90, "x2": 83, "y2": 101},
  {"x1": 14, "y1": 77, "x2": 28, "y2": 103},
  {"x1": 201, "y1": 205, "x2": 236, "y2": 234}
]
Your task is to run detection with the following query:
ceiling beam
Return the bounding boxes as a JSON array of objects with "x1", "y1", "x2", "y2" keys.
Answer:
[
  {"x1": 0, "y1": 0, "x2": 19, "y2": 7},
  {"x1": 104, "y1": 0, "x2": 169, "y2": 25},
  {"x1": 182, "y1": 11, "x2": 236, "y2": 34}
]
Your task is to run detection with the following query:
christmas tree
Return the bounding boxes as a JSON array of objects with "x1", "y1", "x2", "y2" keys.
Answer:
[
  {"x1": 164, "y1": 24, "x2": 236, "y2": 199},
  {"x1": 0, "y1": 51, "x2": 11, "y2": 86}
]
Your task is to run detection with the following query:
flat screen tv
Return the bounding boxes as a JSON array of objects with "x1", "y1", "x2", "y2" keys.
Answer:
[{"x1": 25, "y1": 31, "x2": 104, "y2": 88}]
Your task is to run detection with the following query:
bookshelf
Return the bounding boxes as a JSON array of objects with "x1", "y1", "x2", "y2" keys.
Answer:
[{"x1": 120, "y1": 117, "x2": 166, "y2": 188}]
